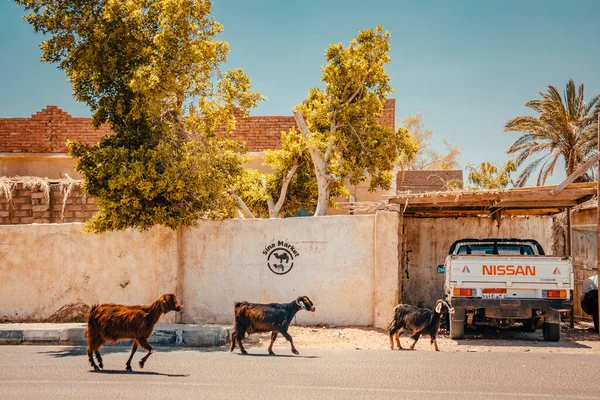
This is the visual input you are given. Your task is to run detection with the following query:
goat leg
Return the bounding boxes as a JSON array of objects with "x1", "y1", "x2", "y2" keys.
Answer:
[
  {"x1": 137, "y1": 337, "x2": 154, "y2": 369},
  {"x1": 237, "y1": 333, "x2": 248, "y2": 355},
  {"x1": 94, "y1": 351, "x2": 104, "y2": 369},
  {"x1": 234, "y1": 329, "x2": 248, "y2": 355},
  {"x1": 279, "y1": 329, "x2": 299, "y2": 355},
  {"x1": 230, "y1": 331, "x2": 237, "y2": 352},
  {"x1": 395, "y1": 330, "x2": 404, "y2": 350},
  {"x1": 126, "y1": 342, "x2": 138, "y2": 371},
  {"x1": 409, "y1": 332, "x2": 421, "y2": 350},
  {"x1": 268, "y1": 332, "x2": 278, "y2": 355},
  {"x1": 87, "y1": 349, "x2": 99, "y2": 371},
  {"x1": 432, "y1": 336, "x2": 440, "y2": 352}
]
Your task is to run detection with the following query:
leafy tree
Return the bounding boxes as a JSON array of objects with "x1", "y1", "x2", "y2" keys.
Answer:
[
  {"x1": 505, "y1": 79, "x2": 600, "y2": 186},
  {"x1": 467, "y1": 160, "x2": 516, "y2": 190},
  {"x1": 400, "y1": 113, "x2": 460, "y2": 170},
  {"x1": 16, "y1": 0, "x2": 263, "y2": 231},
  {"x1": 293, "y1": 26, "x2": 416, "y2": 216},
  {"x1": 236, "y1": 129, "x2": 348, "y2": 218}
]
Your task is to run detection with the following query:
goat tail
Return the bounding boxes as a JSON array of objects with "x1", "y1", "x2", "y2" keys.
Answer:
[
  {"x1": 84, "y1": 304, "x2": 99, "y2": 343},
  {"x1": 234, "y1": 301, "x2": 248, "y2": 308},
  {"x1": 387, "y1": 304, "x2": 404, "y2": 333},
  {"x1": 387, "y1": 316, "x2": 397, "y2": 334}
]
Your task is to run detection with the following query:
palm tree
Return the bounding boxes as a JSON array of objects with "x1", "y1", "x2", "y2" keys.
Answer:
[{"x1": 505, "y1": 79, "x2": 600, "y2": 186}]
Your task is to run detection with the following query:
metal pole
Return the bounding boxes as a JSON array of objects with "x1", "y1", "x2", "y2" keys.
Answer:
[{"x1": 597, "y1": 112, "x2": 600, "y2": 339}]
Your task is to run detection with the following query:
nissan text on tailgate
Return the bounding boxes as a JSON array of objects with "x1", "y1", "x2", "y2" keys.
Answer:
[{"x1": 439, "y1": 238, "x2": 573, "y2": 341}]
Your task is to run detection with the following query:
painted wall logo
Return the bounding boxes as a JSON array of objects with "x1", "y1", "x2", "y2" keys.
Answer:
[{"x1": 263, "y1": 241, "x2": 299, "y2": 275}]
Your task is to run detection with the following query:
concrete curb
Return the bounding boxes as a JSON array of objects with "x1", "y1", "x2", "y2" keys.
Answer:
[{"x1": 0, "y1": 323, "x2": 231, "y2": 347}]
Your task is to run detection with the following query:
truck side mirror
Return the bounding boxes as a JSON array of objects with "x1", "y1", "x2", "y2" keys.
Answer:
[{"x1": 437, "y1": 265, "x2": 445, "y2": 274}]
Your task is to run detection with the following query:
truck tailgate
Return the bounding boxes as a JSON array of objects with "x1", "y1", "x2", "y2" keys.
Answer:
[{"x1": 448, "y1": 255, "x2": 573, "y2": 289}]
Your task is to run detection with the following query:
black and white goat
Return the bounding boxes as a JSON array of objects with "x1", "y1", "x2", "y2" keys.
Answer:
[
  {"x1": 387, "y1": 299, "x2": 454, "y2": 352},
  {"x1": 230, "y1": 296, "x2": 315, "y2": 355}
]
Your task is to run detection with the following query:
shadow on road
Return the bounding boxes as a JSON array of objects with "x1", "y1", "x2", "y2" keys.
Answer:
[
  {"x1": 232, "y1": 352, "x2": 320, "y2": 359},
  {"x1": 89, "y1": 369, "x2": 189, "y2": 377},
  {"x1": 38, "y1": 346, "x2": 228, "y2": 359},
  {"x1": 450, "y1": 324, "x2": 597, "y2": 350}
]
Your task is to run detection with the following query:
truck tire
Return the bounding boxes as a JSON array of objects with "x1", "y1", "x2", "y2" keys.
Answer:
[
  {"x1": 450, "y1": 308, "x2": 465, "y2": 340},
  {"x1": 542, "y1": 322, "x2": 561, "y2": 341},
  {"x1": 594, "y1": 311, "x2": 599, "y2": 333}
]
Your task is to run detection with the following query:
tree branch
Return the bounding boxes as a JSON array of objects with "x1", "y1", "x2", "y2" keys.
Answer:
[
  {"x1": 293, "y1": 109, "x2": 312, "y2": 140},
  {"x1": 271, "y1": 162, "x2": 299, "y2": 218},
  {"x1": 232, "y1": 194, "x2": 255, "y2": 219},
  {"x1": 323, "y1": 140, "x2": 336, "y2": 165},
  {"x1": 349, "y1": 125, "x2": 368, "y2": 152},
  {"x1": 339, "y1": 75, "x2": 367, "y2": 108}
]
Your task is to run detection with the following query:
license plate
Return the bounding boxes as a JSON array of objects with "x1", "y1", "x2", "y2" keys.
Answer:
[{"x1": 482, "y1": 293, "x2": 507, "y2": 299}]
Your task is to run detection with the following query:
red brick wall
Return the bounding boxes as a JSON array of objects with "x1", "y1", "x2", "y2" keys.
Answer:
[
  {"x1": 0, "y1": 182, "x2": 97, "y2": 225},
  {"x1": 0, "y1": 106, "x2": 112, "y2": 153},
  {"x1": 0, "y1": 100, "x2": 396, "y2": 153}
]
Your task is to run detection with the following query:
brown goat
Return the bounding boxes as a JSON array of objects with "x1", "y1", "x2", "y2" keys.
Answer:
[{"x1": 85, "y1": 293, "x2": 183, "y2": 371}]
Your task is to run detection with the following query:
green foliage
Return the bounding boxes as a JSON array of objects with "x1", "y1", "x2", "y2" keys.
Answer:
[
  {"x1": 400, "y1": 113, "x2": 460, "y2": 170},
  {"x1": 16, "y1": 0, "x2": 263, "y2": 231},
  {"x1": 297, "y1": 26, "x2": 392, "y2": 187},
  {"x1": 467, "y1": 160, "x2": 516, "y2": 190},
  {"x1": 505, "y1": 79, "x2": 600, "y2": 186},
  {"x1": 234, "y1": 169, "x2": 271, "y2": 218},
  {"x1": 295, "y1": 26, "x2": 416, "y2": 215},
  {"x1": 236, "y1": 129, "x2": 349, "y2": 218},
  {"x1": 70, "y1": 136, "x2": 246, "y2": 231}
]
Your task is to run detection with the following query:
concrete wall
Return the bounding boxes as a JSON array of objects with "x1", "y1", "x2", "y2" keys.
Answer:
[
  {"x1": 0, "y1": 224, "x2": 178, "y2": 323},
  {"x1": 400, "y1": 216, "x2": 554, "y2": 308},
  {"x1": 182, "y1": 213, "x2": 397, "y2": 327},
  {"x1": 0, "y1": 213, "x2": 399, "y2": 328}
]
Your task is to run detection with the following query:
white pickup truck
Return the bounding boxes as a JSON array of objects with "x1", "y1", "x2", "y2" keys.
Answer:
[{"x1": 439, "y1": 238, "x2": 574, "y2": 341}]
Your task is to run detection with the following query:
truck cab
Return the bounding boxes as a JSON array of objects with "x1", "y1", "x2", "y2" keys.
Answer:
[{"x1": 440, "y1": 238, "x2": 574, "y2": 341}]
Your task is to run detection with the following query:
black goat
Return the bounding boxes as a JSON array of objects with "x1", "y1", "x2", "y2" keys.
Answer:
[
  {"x1": 230, "y1": 296, "x2": 315, "y2": 355},
  {"x1": 387, "y1": 299, "x2": 454, "y2": 351}
]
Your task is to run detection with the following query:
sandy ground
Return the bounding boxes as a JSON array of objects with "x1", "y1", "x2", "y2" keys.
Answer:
[{"x1": 239, "y1": 321, "x2": 600, "y2": 354}]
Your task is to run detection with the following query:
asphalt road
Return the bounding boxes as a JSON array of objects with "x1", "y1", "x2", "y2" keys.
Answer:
[{"x1": 0, "y1": 345, "x2": 598, "y2": 400}]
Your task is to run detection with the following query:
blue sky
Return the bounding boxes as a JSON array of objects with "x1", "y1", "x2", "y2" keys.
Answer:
[{"x1": 1, "y1": 0, "x2": 599, "y2": 184}]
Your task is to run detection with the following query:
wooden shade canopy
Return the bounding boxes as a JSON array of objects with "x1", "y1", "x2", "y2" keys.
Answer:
[{"x1": 388, "y1": 182, "x2": 597, "y2": 218}]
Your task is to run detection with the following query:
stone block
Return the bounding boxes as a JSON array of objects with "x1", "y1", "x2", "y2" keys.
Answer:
[
  {"x1": 0, "y1": 330, "x2": 23, "y2": 344},
  {"x1": 23, "y1": 329, "x2": 61, "y2": 343}
]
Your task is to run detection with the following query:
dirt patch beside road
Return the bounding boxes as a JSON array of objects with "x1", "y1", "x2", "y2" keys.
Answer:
[{"x1": 238, "y1": 321, "x2": 600, "y2": 354}]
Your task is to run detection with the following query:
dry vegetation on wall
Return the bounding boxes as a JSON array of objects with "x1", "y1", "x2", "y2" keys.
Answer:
[
  {"x1": 0, "y1": 177, "x2": 15, "y2": 204},
  {"x1": 0, "y1": 176, "x2": 97, "y2": 224}
]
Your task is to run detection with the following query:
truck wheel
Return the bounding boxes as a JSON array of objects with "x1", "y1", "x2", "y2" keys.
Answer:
[
  {"x1": 542, "y1": 322, "x2": 561, "y2": 341},
  {"x1": 593, "y1": 311, "x2": 599, "y2": 333},
  {"x1": 450, "y1": 308, "x2": 465, "y2": 340}
]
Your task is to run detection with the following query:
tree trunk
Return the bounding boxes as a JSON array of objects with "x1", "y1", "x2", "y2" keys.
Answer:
[
  {"x1": 293, "y1": 110, "x2": 333, "y2": 217},
  {"x1": 267, "y1": 163, "x2": 299, "y2": 218},
  {"x1": 233, "y1": 195, "x2": 255, "y2": 219},
  {"x1": 314, "y1": 172, "x2": 330, "y2": 216}
]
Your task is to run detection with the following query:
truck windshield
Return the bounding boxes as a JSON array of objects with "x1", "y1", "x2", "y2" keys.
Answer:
[{"x1": 456, "y1": 244, "x2": 535, "y2": 255}]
